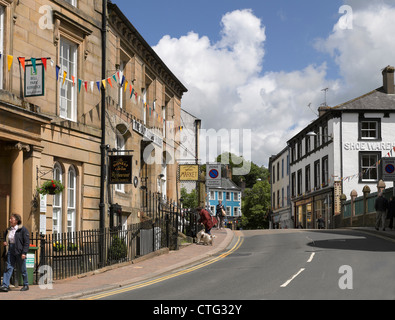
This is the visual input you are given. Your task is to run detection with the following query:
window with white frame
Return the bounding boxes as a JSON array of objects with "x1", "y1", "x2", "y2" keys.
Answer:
[
  {"x1": 59, "y1": 38, "x2": 77, "y2": 121},
  {"x1": 67, "y1": 166, "x2": 76, "y2": 233},
  {"x1": 360, "y1": 152, "x2": 380, "y2": 182},
  {"x1": 210, "y1": 191, "x2": 215, "y2": 200},
  {"x1": 359, "y1": 119, "x2": 380, "y2": 140},
  {"x1": 234, "y1": 207, "x2": 239, "y2": 216},
  {"x1": 53, "y1": 163, "x2": 63, "y2": 234},
  {"x1": 218, "y1": 192, "x2": 223, "y2": 201},
  {"x1": 226, "y1": 192, "x2": 230, "y2": 201}
]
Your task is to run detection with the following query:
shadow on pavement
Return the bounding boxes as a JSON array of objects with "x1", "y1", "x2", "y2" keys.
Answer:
[{"x1": 305, "y1": 229, "x2": 395, "y2": 252}]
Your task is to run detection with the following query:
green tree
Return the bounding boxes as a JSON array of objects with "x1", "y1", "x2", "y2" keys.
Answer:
[
  {"x1": 180, "y1": 187, "x2": 198, "y2": 209},
  {"x1": 241, "y1": 180, "x2": 271, "y2": 230},
  {"x1": 216, "y1": 152, "x2": 269, "y2": 188}
]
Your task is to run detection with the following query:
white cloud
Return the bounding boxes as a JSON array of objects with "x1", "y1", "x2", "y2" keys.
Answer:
[{"x1": 153, "y1": 3, "x2": 395, "y2": 169}]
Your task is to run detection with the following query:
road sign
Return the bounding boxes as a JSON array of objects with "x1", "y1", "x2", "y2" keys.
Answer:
[
  {"x1": 382, "y1": 158, "x2": 395, "y2": 181},
  {"x1": 206, "y1": 163, "x2": 221, "y2": 188}
]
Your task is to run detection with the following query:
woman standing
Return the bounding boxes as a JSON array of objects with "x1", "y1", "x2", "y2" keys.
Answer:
[{"x1": 0, "y1": 213, "x2": 30, "y2": 292}]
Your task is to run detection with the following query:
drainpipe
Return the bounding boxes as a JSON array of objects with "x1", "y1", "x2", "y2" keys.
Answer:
[{"x1": 99, "y1": 0, "x2": 108, "y2": 265}]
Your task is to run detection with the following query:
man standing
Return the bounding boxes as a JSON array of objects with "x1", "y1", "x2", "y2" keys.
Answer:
[
  {"x1": 387, "y1": 196, "x2": 395, "y2": 230},
  {"x1": 375, "y1": 192, "x2": 388, "y2": 231},
  {"x1": 216, "y1": 200, "x2": 226, "y2": 230},
  {"x1": 0, "y1": 213, "x2": 30, "y2": 292}
]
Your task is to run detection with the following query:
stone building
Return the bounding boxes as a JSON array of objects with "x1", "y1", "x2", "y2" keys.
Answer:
[{"x1": 0, "y1": 0, "x2": 186, "y2": 236}]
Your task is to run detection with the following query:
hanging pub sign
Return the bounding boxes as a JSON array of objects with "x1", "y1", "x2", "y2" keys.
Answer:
[
  {"x1": 25, "y1": 63, "x2": 45, "y2": 97},
  {"x1": 109, "y1": 155, "x2": 133, "y2": 185}
]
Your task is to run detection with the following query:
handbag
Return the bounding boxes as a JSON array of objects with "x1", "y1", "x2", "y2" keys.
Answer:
[{"x1": 221, "y1": 208, "x2": 226, "y2": 217}]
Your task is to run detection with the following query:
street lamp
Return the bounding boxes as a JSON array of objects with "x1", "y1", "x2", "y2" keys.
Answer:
[{"x1": 306, "y1": 131, "x2": 333, "y2": 140}]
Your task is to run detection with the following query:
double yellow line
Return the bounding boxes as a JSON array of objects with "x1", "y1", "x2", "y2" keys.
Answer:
[{"x1": 84, "y1": 236, "x2": 244, "y2": 300}]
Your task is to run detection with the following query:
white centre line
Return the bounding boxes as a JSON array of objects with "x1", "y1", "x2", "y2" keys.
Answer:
[
  {"x1": 280, "y1": 268, "x2": 305, "y2": 288},
  {"x1": 307, "y1": 252, "x2": 315, "y2": 263}
]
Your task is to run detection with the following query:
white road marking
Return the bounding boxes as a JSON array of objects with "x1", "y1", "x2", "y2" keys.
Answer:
[
  {"x1": 307, "y1": 252, "x2": 315, "y2": 263},
  {"x1": 280, "y1": 268, "x2": 305, "y2": 288}
]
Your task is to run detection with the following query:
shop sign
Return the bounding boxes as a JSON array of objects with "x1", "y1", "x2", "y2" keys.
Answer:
[
  {"x1": 25, "y1": 64, "x2": 45, "y2": 97},
  {"x1": 132, "y1": 119, "x2": 163, "y2": 147},
  {"x1": 109, "y1": 155, "x2": 132, "y2": 184},
  {"x1": 179, "y1": 165, "x2": 199, "y2": 181}
]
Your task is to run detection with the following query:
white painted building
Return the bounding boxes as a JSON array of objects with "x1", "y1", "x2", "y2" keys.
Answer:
[
  {"x1": 269, "y1": 147, "x2": 292, "y2": 229},
  {"x1": 282, "y1": 66, "x2": 395, "y2": 229}
]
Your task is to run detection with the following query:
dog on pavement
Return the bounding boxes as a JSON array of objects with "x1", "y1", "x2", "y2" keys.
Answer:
[{"x1": 196, "y1": 229, "x2": 216, "y2": 246}]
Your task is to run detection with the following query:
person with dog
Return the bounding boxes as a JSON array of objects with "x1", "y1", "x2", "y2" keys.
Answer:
[
  {"x1": 216, "y1": 200, "x2": 226, "y2": 230},
  {"x1": 0, "y1": 213, "x2": 30, "y2": 292},
  {"x1": 197, "y1": 207, "x2": 215, "y2": 235}
]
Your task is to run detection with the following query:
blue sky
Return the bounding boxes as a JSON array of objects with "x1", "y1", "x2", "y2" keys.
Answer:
[
  {"x1": 113, "y1": 0, "x2": 395, "y2": 167},
  {"x1": 116, "y1": 0, "x2": 342, "y2": 79}
]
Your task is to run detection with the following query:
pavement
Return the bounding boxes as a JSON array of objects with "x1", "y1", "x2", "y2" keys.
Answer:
[{"x1": 0, "y1": 228, "x2": 235, "y2": 300}]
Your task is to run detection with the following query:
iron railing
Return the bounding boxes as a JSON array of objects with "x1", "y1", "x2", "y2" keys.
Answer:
[{"x1": 0, "y1": 190, "x2": 199, "y2": 283}]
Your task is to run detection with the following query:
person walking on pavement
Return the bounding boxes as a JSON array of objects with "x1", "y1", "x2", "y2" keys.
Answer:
[
  {"x1": 375, "y1": 192, "x2": 388, "y2": 231},
  {"x1": 387, "y1": 196, "x2": 395, "y2": 230},
  {"x1": 197, "y1": 207, "x2": 215, "y2": 235},
  {"x1": 216, "y1": 200, "x2": 226, "y2": 230},
  {"x1": 0, "y1": 213, "x2": 30, "y2": 292},
  {"x1": 317, "y1": 215, "x2": 325, "y2": 229}
]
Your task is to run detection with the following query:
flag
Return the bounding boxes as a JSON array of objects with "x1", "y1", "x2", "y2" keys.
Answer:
[
  {"x1": 78, "y1": 79, "x2": 82, "y2": 92},
  {"x1": 56, "y1": 66, "x2": 60, "y2": 80},
  {"x1": 31, "y1": 58, "x2": 37, "y2": 74},
  {"x1": 7, "y1": 55, "x2": 13, "y2": 71},
  {"x1": 107, "y1": 77, "x2": 113, "y2": 88},
  {"x1": 96, "y1": 81, "x2": 101, "y2": 92},
  {"x1": 72, "y1": 76, "x2": 75, "y2": 86},
  {"x1": 102, "y1": 79, "x2": 106, "y2": 90},
  {"x1": 18, "y1": 57, "x2": 25, "y2": 71},
  {"x1": 42, "y1": 58, "x2": 47, "y2": 71},
  {"x1": 62, "y1": 71, "x2": 67, "y2": 85}
]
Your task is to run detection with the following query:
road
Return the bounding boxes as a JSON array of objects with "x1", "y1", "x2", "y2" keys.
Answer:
[{"x1": 85, "y1": 229, "x2": 395, "y2": 300}]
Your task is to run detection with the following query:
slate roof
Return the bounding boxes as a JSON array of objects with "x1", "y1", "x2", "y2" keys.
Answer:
[
  {"x1": 210, "y1": 178, "x2": 241, "y2": 191},
  {"x1": 333, "y1": 86, "x2": 395, "y2": 111}
]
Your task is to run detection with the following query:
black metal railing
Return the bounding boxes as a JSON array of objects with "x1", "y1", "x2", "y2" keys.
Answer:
[{"x1": 0, "y1": 190, "x2": 199, "y2": 284}]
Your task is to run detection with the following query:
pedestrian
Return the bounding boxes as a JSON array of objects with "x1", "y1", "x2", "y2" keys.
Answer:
[
  {"x1": 317, "y1": 215, "x2": 325, "y2": 229},
  {"x1": 387, "y1": 196, "x2": 395, "y2": 230},
  {"x1": 216, "y1": 200, "x2": 226, "y2": 230},
  {"x1": 0, "y1": 213, "x2": 30, "y2": 292},
  {"x1": 375, "y1": 192, "x2": 388, "y2": 231},
  {"x1": 197, "y1": 207, "x2": 214, "y2": 235}
]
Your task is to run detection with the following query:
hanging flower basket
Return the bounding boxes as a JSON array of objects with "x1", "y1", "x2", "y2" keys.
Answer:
[{"x1": 37, "y1": 180, "x2": 64, "y2": 196}]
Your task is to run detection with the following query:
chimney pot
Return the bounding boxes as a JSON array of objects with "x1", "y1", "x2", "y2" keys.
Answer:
[{"x1": 382, "y1": 65, "x2": 395, "y2": 94}]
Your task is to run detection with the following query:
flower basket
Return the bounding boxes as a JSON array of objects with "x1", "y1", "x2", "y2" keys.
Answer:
[
  {"x1": 53, "y1": 241, "x2": 64, "y2": 252},
  {"x1": 38, "y1": 180, "x2": 64, "y2": 196}
]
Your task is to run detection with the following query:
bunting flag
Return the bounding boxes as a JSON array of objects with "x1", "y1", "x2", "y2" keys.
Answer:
[
  {"x1": 62, "y1": 71, "x2": 67, "y2": 85},
  {"x1": 7, "y1": 55, "x2": 13, "y2": 71},
  {"x1": 18, "y1": 57, "x2": 26, "y2": 71},
  {"x1": 78, "y1": 79, "x2": 82, "y2": 92},
  {"x1": 31, "y1": 58, "x2": 37, "y2": 74},
  {"x1": 72, "y1": 76, "x2": 75, "y2": 87},
  {"x1": 102, "y1": 79, "x2": 106, "y2": 90},
  {"x1": 42, "y1": 58, "x2": 47, "y2": 71},
  {"x1": 96, "y1": 81, "x2": 101, "y2": 92},
  {"x1": 56, "y1": 65, "x2": 60, "y2": 80},
  {"x1": 107, "y1": 77, "x2": 113, "y2": 88}
]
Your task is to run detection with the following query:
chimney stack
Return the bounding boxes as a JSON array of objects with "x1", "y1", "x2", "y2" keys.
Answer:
[{"x1": 382, "y1": 65, "x2": 395, "y2": 94}]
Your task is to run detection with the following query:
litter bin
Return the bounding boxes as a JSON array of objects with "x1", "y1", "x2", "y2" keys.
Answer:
[{"x1": 19, "y1": 245, "x2": 39, "y2": 285}]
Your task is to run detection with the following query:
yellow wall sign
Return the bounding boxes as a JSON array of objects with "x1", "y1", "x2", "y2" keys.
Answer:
[{"x1": 179, "y1": 165, "x2": 199, "y2": 181}]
